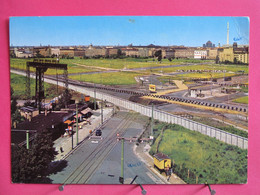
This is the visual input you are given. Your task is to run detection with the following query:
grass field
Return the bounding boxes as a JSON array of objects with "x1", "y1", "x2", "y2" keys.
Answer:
[
  {"x1": 150, "y1": 122, "x2": 247, "y2": 184},
  {"x1": 69, "y1": 71, "x2": 145, "y2": 85},
  {"x1": 61, "y1": 57, "x2": 207, "y2": 70},
  {"x1": 10, "y1": 58, "x2": 101, "y2": 75},
  {"x1": 10, "y1": 57, "x2": 208, "y2": 74},
  {"x1": 11, "y1": 73, "x2": 61, "y2": 99},
  {"x1": 10, "y1": 58, "x2": 248, "y2": 85},
  {"x1": 232, "y1": 96, "x2": 248, "y2": 104}
]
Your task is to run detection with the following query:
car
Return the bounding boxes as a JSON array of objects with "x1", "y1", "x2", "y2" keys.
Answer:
[{"x1": 95, "y1": 129, "x2": 102, "y2": 136}]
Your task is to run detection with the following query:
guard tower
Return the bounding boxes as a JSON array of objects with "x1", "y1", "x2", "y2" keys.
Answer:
[{"x1": 26, "y1": 59, "x2": 68, "y2": 113}]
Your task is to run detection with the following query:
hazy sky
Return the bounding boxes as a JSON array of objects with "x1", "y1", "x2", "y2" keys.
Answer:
[{"x1": 9, "y1": 16, "x2": 249, "y2": 47}]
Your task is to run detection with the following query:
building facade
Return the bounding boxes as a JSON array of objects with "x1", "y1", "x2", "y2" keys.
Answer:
[
  {"x1": 194, "y1": 50, "x2": 208, "y2": 59},
  {"x1": 208, "y1": 49, "x2": 218, "y2": 60},
  {"x1": 218, "y1": 43, "x2": 249, "y2": 64},
  {"x1": 60, "y1": 48, "x2": 75, "y2": 57},
  {"x1": 173, "y1": 47, "x2": 195, "y2": 59}
]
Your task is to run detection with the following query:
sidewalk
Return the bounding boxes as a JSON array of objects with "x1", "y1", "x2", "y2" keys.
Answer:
[
  {"x1": 134, "y1": 143, "x2": 186, "y2": 184},
  {"x1": 53, "y1": 108, "x2": 113, "y2": 161}
]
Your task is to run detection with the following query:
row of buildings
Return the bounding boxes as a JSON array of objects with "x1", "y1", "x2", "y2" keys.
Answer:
[{"x1": 10, "y1": 41, "x2": 249, "y2": 64}]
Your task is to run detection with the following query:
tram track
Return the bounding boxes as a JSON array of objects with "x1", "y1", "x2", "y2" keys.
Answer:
[{"x1": 60, "y1": 111, "x2": 137, "y2": 184}]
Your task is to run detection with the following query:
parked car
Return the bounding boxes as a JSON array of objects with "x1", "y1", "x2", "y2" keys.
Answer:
[{"x1": 95, "y1": 129, "x2": 102, "y2": 136}]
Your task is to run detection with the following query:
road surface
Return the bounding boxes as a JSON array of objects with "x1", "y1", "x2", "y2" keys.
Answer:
[{"x1": 49, "y1": 110, "x2": 165, "y2": 184}]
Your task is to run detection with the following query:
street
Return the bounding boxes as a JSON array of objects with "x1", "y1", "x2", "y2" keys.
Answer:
[{"x1": 49, "y1": 110, "x2": 165, "y2": 184}]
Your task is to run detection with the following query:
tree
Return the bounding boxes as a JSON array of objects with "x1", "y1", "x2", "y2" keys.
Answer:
[
  {"x1": 154, "y1": 50, "x2": 162, "y2": 62},
  {"x1": 215, "y1": 56, "x2": 219, "y2": 64},
  {"x1": 11, "y1": 129, "x2": 58, "y2": 183},
  {"x1": 158, "y1": 55, "x2": 162, "y2": 62},
  {"x1": 56, "y1": 89, "x2": 72, "y2": 110},
  {"x1": 234, "y1": 57, "x2": 238, "y2": 64},
  {"x1": 11, "y1": 87, "x2": 24, "y2": 126},
  {"x1": 117, "y1": 49, "x2": 122, "y2": 58}
]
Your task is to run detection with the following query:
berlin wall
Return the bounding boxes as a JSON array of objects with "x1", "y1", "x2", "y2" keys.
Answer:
[
  {"x1": 11, "y1": 69, "x2": 247, "y2": 150},
  {"x1": 67, "y1": 82, "x2": 248, "y2": 150}
]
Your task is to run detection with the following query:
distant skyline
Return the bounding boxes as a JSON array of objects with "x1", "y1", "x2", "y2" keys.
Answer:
[{"x1": 9, "y1": 16, "x2": 249, "y2": 47}]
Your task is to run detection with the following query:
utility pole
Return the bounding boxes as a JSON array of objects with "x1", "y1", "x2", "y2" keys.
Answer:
[
  {"x1": 101, "y1": 100, "x2": 103, "y2": 124},
  {"x1": 56, "y1": 69, "x2": 59, "y2": 94},
  {"x1": 121, "y1": 138, "x2": 124, "y2": 184},
  {"x1": 117, "y1": 136, "x2": 153, "y2": 184},
  {"x1": 71, "y1": 126, "x2": 73, "y2": 150},
  {"x1": 76, "y1": 102, "x2": 79, "y2": 145},
  {"x1": 151, "y1": 104, "x2": 154, "y2": 137},
  {"x1": 94, "y1": 83, "x2": 96, "y2": 110},
  {"x1": 26, "y1": 130, "x2": 29, "y2": 149}
]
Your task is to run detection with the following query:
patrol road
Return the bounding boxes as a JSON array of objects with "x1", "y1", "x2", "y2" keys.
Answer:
[{"x1": 49, "y1": 110, "x2": 165, "y2": 184}]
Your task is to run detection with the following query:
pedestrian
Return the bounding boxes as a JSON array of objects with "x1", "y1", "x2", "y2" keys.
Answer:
[
  {"x1": 60, "y1": 147, "x2": 63, "y2": 153},
  {"x1": 167, "y1": 168, "x2": 172, "y2": 181}
]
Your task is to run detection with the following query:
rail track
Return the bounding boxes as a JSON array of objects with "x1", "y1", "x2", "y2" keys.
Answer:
[
  {"x1": 54, "y1": 75, "x2": 248, "y2": 113},
  {"x1": 59, "y1": 111, "x2": 138, "y2": 184}
]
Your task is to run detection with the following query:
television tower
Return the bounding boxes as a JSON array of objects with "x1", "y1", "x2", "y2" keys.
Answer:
[{"x1": 227, "y1": 22, "x2": 229, "y2": 45}]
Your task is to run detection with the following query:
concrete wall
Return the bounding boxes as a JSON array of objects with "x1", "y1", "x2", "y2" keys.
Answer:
[
  {"x1": 67, "y1": 83, "x2": 247, "y2": 150},
  {"x1": 11, "y1": 69, "x2": 247, "y2": 150}
]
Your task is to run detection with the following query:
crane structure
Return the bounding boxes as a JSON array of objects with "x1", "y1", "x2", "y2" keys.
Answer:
[{"x1": 26, "y1": 59, "x2": 68, "y2": 113}]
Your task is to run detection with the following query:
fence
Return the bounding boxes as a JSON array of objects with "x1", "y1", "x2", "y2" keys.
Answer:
[{"x1": 12, "y1": 70, "x2": 247, "y2": 150}]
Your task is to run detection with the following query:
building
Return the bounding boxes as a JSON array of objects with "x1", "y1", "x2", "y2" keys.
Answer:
[
  {"x1": 74, "y1": 49, "x2": 85, "y2": 57},
  {"x1": 14, "y1": 48, "x2": 33, "y2": 58},
  {"x1": 85, "y1": 45, "x2": 107, "y2": 57},
  {"x1": 123, "y1": 48, "x2": 139, "y2": 57},
  {"x1": 162, "y1": 49, "x2": 175, "y2": 58},
  {"x1": 60, "y1": 48, "x2": 75, "y2": 57},
  {"x1": 106, "y1": 47, "x2": 118, "y2": 57},
  {"x1": 173, "y1": 47, "x2": 195, "y2": 59},
  {"x1": 33, "y1": 47, "x2": 52, "y2": 57},
  {"x1": 203, "y1": 40, "x2": 215, "y2": 48},
  {"x1": 50, "y1": 48, "x2": 60, "y2": 57},
  {"x1": 12, "y1": 111, "x2": 74, "y2": 144},
  {"x1": 137, "y1": 48, "x2": 150, "y2": 57},
  {"x1": 19, "y1": 106, "x2": 39, "y2": 121},
  {"x1": 194, "y1": 50, "x2": 208, "y2": 59},
  {"x1": 218, "y1": 43, "x2": 249, "y2": 64},
  {"x1": 208, "y1": 48, "x2": 218, "y2": 60}
]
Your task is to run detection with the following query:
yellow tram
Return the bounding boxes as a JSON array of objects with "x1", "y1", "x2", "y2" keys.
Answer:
[
  {"x1": 153, "y1": 153, "x2": 172, "y2": 174},
  {"x1": 149, "y1": 84, "x2": 156, "y2": 93}
]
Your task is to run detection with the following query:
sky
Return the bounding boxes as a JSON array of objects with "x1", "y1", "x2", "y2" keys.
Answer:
[{"x1": 9, "y1": 16, "x2": 249, "y2": 47}]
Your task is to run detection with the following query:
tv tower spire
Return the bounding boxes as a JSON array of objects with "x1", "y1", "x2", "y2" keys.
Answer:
[{"x1": 227, "y1": 22, "x2": 229, "y2": 45}]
